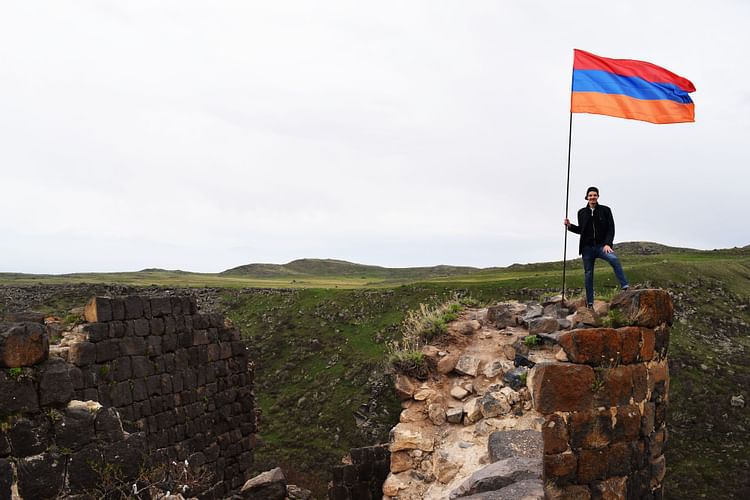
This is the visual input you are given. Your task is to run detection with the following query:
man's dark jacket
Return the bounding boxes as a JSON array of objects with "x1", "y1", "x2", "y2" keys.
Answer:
[{"x1": 567, "y1": 204, "x2": 616, "y2": 255}]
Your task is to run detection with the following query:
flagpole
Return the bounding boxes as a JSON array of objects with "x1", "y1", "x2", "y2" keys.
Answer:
[{"x1": 562, "y1": 111, "x2": 573, "y2": 302}]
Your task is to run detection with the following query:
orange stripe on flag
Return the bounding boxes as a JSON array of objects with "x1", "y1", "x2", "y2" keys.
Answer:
[{"x1": 571, "y1": 92, "x2": 695, "y2": 124}]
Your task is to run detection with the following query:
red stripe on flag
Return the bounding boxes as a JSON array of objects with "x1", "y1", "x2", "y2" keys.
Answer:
[{"x1": 574, "y1": 49, "x2": 695, "y2": 93}]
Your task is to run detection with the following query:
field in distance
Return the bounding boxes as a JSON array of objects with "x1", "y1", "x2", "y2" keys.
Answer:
[{"x1": 1, "y1": 241, "x2": 748, "y2": 291}]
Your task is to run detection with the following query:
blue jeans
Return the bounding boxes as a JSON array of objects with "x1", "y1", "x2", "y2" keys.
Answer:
[{"x1": 582, "y1": 245, "x2": 628, "y2": 305}]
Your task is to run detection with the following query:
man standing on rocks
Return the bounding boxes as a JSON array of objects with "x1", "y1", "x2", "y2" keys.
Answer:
[{"x1": 564, "y1": 186, "x2": 629, "y2": 307}]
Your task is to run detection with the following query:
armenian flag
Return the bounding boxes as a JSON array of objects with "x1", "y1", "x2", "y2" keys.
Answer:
[{"x1": 571, "y1": 49, "x2": 696, "y2": 124}]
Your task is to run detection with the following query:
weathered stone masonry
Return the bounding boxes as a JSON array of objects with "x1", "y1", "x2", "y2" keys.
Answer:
[
  {"x1": 0, "y1": 295, "x2": 257, "y2": 499},
  {"x1": 534, "y1": 289, "x2": 673, "y2": 499},
  {"x1": 329, "y1": 444, "x2": 390, "y2": 500}
]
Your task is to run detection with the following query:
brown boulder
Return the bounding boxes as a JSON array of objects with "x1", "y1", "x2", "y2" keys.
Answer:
[
  {"x1": 437, "y1": 352, "x2": 459, "y2": 374},
  {"x1": 528, "y1": 316, "x2": 560, "y2": 335},
  {"x1": 452, "y1": 320, "x2": 481, "y2": 335},
  {"x1": 570, "y1": 307, "x2": 601, "y2": 327},
  {"x1": 610, "y1": 289, "x2": 673, "y2": 327},
  {"x1": 390, "y1": 422, "x2": 435, "y2": 452},
  {"x1": 0, "y1": 322, "x2": 49, "y2": 368},
  {"x1": 240, "y1": 467, "x2": 287, "y2": 500},
  {"x1": 486, "y1": 303, "x2": 518, "y2": 328},
  {"x1": 393, "y1": 374, "x2": 417, "y2": 400}
]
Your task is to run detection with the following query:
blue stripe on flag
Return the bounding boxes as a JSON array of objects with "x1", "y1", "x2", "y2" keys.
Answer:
[{"x1": 572, "y1": 69, "x2": 693, "y2": 104}]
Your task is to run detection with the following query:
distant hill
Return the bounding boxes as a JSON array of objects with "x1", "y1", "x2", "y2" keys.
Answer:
[
  {"x1": 613, "y1": 241, "x2": 695, "y2": 255},
  {"x1": 220, "y1": 258, "x2": 480, "y2": 279},
  {"x1": 138, "y1": 268, "x2": 190, "y2": 274},
  {"x1": 220, "y1": 242, "x2": 708, "y2": 278}
]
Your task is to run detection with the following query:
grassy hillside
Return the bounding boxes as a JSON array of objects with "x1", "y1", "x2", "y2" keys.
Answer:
[
  {"x1": 221, "y1": 258, "x2": 481, "y2": 280},
  {"x1": 1, "y1": 242, "x2": 748, "y2": 498}
]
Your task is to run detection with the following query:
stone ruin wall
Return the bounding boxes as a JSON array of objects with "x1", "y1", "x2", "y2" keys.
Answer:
[
  {"x1": 329, "y1": 444, "x2": 391, "y2": 500},
  {"x1": 538, "y1": 289, "x2": 673, "y2": 499},
  {"x1": 329, "y1": 288, "x2": 673, "y2": 500},
  {"x1": 0, "y1": 294, "x2": 257, "y2": 499}
]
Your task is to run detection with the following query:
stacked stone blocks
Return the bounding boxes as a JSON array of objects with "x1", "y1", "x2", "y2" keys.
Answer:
[
  {"x1": 0, "y1": 294, "x2": 257, "y2": 499},
  {"x1": 68, "y1": 295, "x2": 257, "y2": 496},
  {"x1": 532, "y1": 289, "x2": 672, "y2": 499},
  {"x1": 0, "y1": 319, "x2": 145, "y2": 498},
  {"x1": 329, "y1": 444, "x2": 390, "y2": 500}
]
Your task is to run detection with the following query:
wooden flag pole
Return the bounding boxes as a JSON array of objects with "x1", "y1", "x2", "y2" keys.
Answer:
[{"x1": 562, "y1": 111, "x2": 573, "y2": 302}]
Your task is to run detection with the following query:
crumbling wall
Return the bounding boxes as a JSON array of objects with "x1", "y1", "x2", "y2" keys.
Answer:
[
  {"x1": 371, "y1": 288, "x2": 673, "y2": 500},
  {"x1": 0, "y1": 320, "x2": 147, "y2": 499},
  {"x1": 0, "y1": 294, "x2": 257, "y2": 499},
  {"x1": 329, "y1": 444, "x2": 390, "y2": 500},
  {"x1": 533, "y1": 289, "x2": 672, "y2": 499}
]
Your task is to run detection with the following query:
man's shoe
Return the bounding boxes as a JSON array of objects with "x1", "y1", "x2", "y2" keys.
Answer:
[{"x1": 622, "y1": 285, "x2": 629, "y2": 291}]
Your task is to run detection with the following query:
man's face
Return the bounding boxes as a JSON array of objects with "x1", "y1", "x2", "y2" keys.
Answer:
[{"x1": 587, "y1": 192, "x2": 599, "y2": 207}]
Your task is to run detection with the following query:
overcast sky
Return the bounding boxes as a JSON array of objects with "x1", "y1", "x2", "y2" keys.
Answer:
[{"x1": 2, "y1": 1, "x2": 748, "y2": 274}]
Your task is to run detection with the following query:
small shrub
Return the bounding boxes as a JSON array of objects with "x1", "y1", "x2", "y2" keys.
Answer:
[
  {"x1": 62, "y1": 312, "x2": 83, "y2": 329},
  {"x1": 599, "y1": 287, "x2": 623, "y2": 302},
  {"x1": 601, "y1": 309, "x2": 634, "y2": 328},
  {"x1": 591, "y1": 377, "x2": 605, "y2": 393},
  {"x1": 387, "y1": 348, "x2": 428, "y2": 379},
  {"x1": 7, "y1": 367, "x2": 23, "y2": 379},
  {"x1": 459, "y1": 296, "x2": 480, "y2": 308},
  {"x1": 387, "y1": 295, "x2": 465, "y2": 377},
  {"x1": 591, "y1": 368, "x2": 606, "y2": 392},
  {"x1": 45, "y1": 408, "x2": 64, "y2": 423},
  {"x1": 0, "y1": 415, "x2": 17, "y2": 432},
  {"x1": 523, "y1": 335, "x2": 540, "y2": 347}
]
